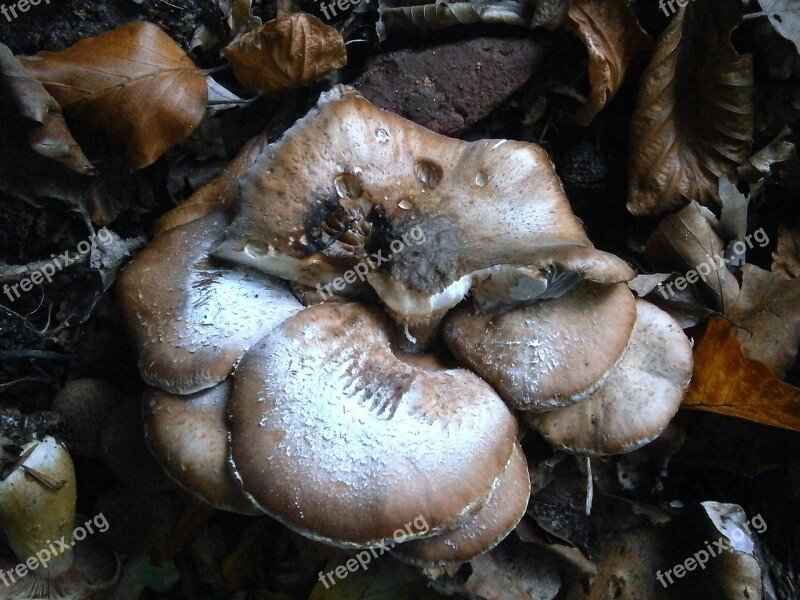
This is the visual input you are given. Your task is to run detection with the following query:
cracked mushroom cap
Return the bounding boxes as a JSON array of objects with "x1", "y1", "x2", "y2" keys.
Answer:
[
  {"x1": 143, "y1": 381, "x2": 261, "y2": 515},
  {"x1": 228, "y1": 302, "x2": 519, "y2": 547},
  {"x1": 214, "y1": 86, "x2": 634, "y2": 345},
  {"x1": 392, "y1": 442, "x2": 530, "y2": 567},
  {"x1": 444, "y1": 282, "x2": 637, "y2": 412},
  {"x1": 116, "y1": 212, "x2": 302, "y2": 394},
  {"x1": 527, "y1": 300, "x2": 693, "y2": 456}
]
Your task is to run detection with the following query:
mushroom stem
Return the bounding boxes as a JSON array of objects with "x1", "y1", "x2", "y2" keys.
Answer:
[{"x1": 0, "y1": 437, "x2": 77, "y2": 577}]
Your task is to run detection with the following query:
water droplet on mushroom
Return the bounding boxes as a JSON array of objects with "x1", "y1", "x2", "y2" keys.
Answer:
[
  {"x1": 375, "y1": 128, "x2": 390, "y2": 143},
  {"x1": 414, "y1": 159, "x2": 443, "y2": 188},
  {"x1": 334, "y1": 173, "x2": 363, "y2": 200},
  {"x1": 244, "y1": 240, "x2": 270, "y2": 258},
  {"x1": 475, "y1": 171, "x2": 489, "y2": 187},
  {"x1": 398, "y1": 199, "x2": 414, "y2": 210}
]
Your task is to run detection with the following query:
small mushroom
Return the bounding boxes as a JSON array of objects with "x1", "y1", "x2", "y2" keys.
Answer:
[
  {"x1": 228, "y1": 302, "x2": 520, "y2": 547},
  {"x1": 527, "y1": 300, "x2": 693, "y2": 456},
  {"x1": 214, "y1": 86, "x2": 634, "y2": 349},
  {"x1": 143, "y1": 381, "x2": 261, "y2": 515},
  {"x1": 116, "y1": 212, "x2": 302, "y2": 394},
  {"x1": 0, "y1": 437, "x2": 119, "y2": 598},
  {"x1": 52, "y1": 378, "x2": 121, "y2": 459},
  {"x1": 391, "y1": 442, "x2": 530, "y2": 567},
  {"x1": 443, "y1": 282, "x2": 637, "y2": 411}
]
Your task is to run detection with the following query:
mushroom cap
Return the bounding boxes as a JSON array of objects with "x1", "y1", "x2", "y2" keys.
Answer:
[
  {"x1": 214, "y1": 85, "x2": 633, "y2": 327},
  {"x1": 52, "y1": 379, "x2": 121, "y2": 459},
  {"x1": 0, "y1": 437, "x2": 77, "y2": 576},
  {"x1": 143, "y1": 381, "x2": 261, "y2": 515},
  {"x1": 444, "y1": 282, "x2": 637, "y2": 411},
  {"x1": 228, "y1": 302, "x2": 518, "y2": 547},
  {"x1": 116, "y1": 212, "x2": 302, "y2": 395},
  {"x1": 392, "y1": 443, "x2": 530, "y2": 567},
  {"x1": 527, "y1": 300, "x2": 693, "y2": 456}
]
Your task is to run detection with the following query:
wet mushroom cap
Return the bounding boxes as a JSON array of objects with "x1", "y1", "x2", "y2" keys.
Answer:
[
  {"x1": 214, "y1": 86, "x2": 634, "y2": 333},
  {"x1": 527, "y1": 300, "x2": 693, "y2": 456},
  {"x1": 228, "y1": 302, "x2": 518, "y2": 547},
  {"x1": 143, "y1": 381, "x2": 261, "y2": 515},
  {"x1": 444, "y1": 282, "x2": 637, "y2": 411},
  {"x1": 392, "y1": 443, "x2": 530, "y2": 567},
  {"x1": 116, "y1": 212, "x2": 302, "y2": 395}
]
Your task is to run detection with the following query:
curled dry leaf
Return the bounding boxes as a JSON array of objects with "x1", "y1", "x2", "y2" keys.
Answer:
[
  {"x1": 628, "y1": 0, "x2": 754, "y2": 215},
  {"x1": 566, "y1": 0, "x2": 653, "y2": 126},
  {"x1": 683, "y1": 317, "x2": 800, "y2": 433},
  {"x1": 729, "y1": 263, "x2": 800, "y2": 378},
  {"x1": 646, "y1": 201, "x2": 739, "y2": 311},
  {"x1": 222, "y1": 13, "x2": 347, "y2": 97},
  {"x1": 19, "y1": 21, "x2": 208, "y2": 169},
  {"x1": 772, "y1": 224, "x2": 800, "y2": 279},
  {"x1": 0, "y1": 43, "x2": 92, "y2": 174}
]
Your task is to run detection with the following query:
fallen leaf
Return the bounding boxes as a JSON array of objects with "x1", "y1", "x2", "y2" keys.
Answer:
[
  {"x1": 683, "y1": 317, "x2": 800, "y2": 432},
  {"x1": 645, "y1": 201, "x2": 739, "y2": 312},
  {"x1": 628, "y1": 0, "x2": 754, "y2": 215},
  {"x1": 772, "y1": 224, "x2": 800, "y2": 279},
  {"x1": 222, "y1": 14, "x2": 346, "y2": 97},
  {"x1": 20, "y1": 21, "x2": 208, "y2": 169},
  {"x1": 728, "y1": 263, "x2": 800, "y2": 378},
  {"x1": 737, "y1": 126, "x2": 796, "y2": 184},
  {"x1": 757, "y1": 0, "x2": 800, "y2": 54},
  {"x1": 566, "y1": 0, "x2": 653, "y2": 126},
  {"x1": 717, "y1": 175, "x2": 749, "y2": 248},
  {"x1": 0, "y1": 42, "x2": 93, "y2": 174}
]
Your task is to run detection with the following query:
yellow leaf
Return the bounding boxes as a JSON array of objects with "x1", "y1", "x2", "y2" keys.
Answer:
[{"x1": 683, "y1": 317, "x2": 800, "y2": 432}]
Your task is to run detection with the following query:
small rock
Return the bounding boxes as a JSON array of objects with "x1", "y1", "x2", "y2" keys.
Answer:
[{"x1": 352, "y1": 36, "x2": 546, "y2": 135}]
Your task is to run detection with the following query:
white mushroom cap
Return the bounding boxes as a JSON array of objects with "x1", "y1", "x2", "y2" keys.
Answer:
[
  {"x1": 214, "y1": 86, "x2": 634, "y2": 344},
  {"x1": 116, "y1": 212, "x2": 302, "y2": 394},
  {"x1": 143, "y1": 381, "x2": 262, "y2": 515},
  {"x1": 444, "y1": 282, "x2": 637, "y2": 411},
  {"x1": 228, "y1": 302, "x2": 518, "y2": 547},
  {"x1": 527, "y1": 300, "x2": 693, "y2": 456},
  {"x1": 391, "y1": 443, "x2": 530, "y2": 567}
]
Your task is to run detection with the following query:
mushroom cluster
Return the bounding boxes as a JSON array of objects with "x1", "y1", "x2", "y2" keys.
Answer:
[{"x1": 117, "y1": 86, "x2": 693, "y2": 566}]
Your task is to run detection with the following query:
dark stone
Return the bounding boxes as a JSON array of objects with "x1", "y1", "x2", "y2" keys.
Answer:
[{"x1": 352, "y1": 36, "x2": 546, "y2": 136}]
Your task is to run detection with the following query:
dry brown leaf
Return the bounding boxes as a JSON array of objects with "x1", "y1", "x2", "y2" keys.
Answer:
[
  {"x1": 222, "y1": 14, "x2": 346, "y2": 97},
  {"x1": 628, "y1": 0, "x2": 754, "y2": 215},
  {"x1": 20, "y1": 22, "x2": 208, "y2": 169},
  {"x1": 0, "y1": 43, "x2": 93, "y2": 174},
  {"x1": 645, "y1": 201, "x2": 739, "y2": 311},
  {"x1": 566, "y1": 0, "x2": 653, "y2": 126},
  {"x1": 772, "y1": 224, "x2": 800, "y2": 279},
  {"x1": 728, "y1": 263, "x2": 800, "y2": 378},
  {"x1": 683, "y1": 317, "x2": 800, "y2": 432}
]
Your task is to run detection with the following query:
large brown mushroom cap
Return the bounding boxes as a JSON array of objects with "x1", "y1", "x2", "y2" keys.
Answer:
[
  {"x1": 214, "y1": 86, "x2": 634, "y2": 340},
  {"x1": 228, "y1": 302, "x2": 518, "y2": 547},
  {"x1": 143, "y1": 381, "x2": 261, "y2": 515},
  {"x1": 528, "y1": 300, "x2": 693, "y2": 456},
  {"x1": 444, "y1": 282, "x2": 637, "y2": 411},
  {"x1": 116, "y1": 212, "x2": 302, "y2": 394},
  {"x1": 391, "y1": 442, "x2": 530, "y2": 567}
]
